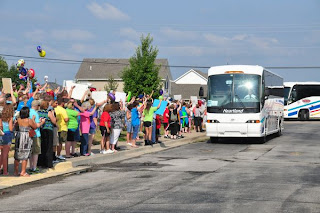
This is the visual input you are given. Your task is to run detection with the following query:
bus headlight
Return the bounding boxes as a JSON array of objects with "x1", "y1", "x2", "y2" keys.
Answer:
[
  {"x1": 246, "y1": 120, "x2": 260, "y2": 123},
  {"x1": 207, "y1": 120, "x2": 220, "y2": 123}
]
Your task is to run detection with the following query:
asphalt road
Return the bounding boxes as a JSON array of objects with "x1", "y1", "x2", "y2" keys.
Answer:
[{"x1": 1, "y1": 121, "x2": 320, "y2": 213}]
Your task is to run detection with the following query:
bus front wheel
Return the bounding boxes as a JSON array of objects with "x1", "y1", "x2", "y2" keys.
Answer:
[{"x1": 298, "y1": 110, "x2": 309, "y2": 121}]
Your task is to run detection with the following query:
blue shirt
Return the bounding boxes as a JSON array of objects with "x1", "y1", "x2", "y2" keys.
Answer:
[
  {"x1": 17, "y1": 97, "x2": 34, "y2": 111},
  {"x1": 29, "y1": 108, "x2": 41, "y2": 138},
  {"x1": 131, "y1": 108, "x2": 140, "y2": 126}
]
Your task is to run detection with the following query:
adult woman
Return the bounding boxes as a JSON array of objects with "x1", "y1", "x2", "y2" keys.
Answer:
[
  {"x1": 74, "y1": 101, "x2": 97, "y2": 156},
  {"x1": 109, "y1": 102, "x2": 125, "y2": 152},
  {"x1": 142, "y1": 100, "x2": 162, "y2": 145},
  {"x1": 99, "y1": 104, "x2": 113, "y2": 154},
  {"x1": 125, "y1": 104, "x2": 133, "y2": 145},
  {"x1": 87, "y1": 99, "x2": 98, "y2": 156},
  {"x1": 38, "y1": 100, "x2": 56, "y2": 168},
  {"x1": 0, "y1": 104, "x2": 14, "y2": 175},
  {"x1": 65, "y1": 101, "x2": 79, "y2": 158},
  {"x1": 14, "y1": 107, "x2": 37, "y2": 177}
]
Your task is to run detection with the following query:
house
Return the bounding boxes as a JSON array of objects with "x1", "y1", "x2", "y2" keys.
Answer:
[
  {"x1": 171, "y1": 69, "x2": 208, "y2": 100},
  {"x1": 75, "y1": 58, "x2": 172, "y2": 95}
]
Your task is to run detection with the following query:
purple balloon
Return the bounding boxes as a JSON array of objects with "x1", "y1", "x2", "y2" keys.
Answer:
[
  {"x1": 108, "y1": 93, "x2": 115, "y2": 100},
  {"x1": 19, "y1": 67, "x2": 27, "y2": 76},
  {"x1": 37, "y1": 46, "x2": 42, "y2": 53},
  {"x1": 159, "y1": 89, "x2": 163, "y2": 95}
]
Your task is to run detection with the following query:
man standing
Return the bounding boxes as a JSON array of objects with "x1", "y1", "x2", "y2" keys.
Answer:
[
  {"x1": 29, "y1": 100, "x2": 45, "y2": 173},
  {"x1": 54, "y1": 98, "x2": 69, "y2": 160}
]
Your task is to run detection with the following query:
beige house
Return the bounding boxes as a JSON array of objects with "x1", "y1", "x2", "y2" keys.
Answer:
[{"x1": 75, "y1": 58, "x2": 172, "y2": 95}]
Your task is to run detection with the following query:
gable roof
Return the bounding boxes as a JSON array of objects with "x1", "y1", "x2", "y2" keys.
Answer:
[
  {"x1": 174, "y1": 69, "x2": 208, "y2": 82},
  {"x1": 171, "y1": 82, "x2": 207, "y2": 100},
  {"x1": 75, "y1": 58, "x2": 172, "y2": 81}
]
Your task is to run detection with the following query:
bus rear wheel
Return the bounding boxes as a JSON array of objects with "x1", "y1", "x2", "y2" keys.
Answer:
[{"x1": 298, "y1": 110, "x2": 309, "y2": 121}]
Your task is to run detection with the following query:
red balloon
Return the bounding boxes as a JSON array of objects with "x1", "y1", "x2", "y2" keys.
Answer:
[{"x1": 28, "y1": 69, "x2": 35, "y2": 79}]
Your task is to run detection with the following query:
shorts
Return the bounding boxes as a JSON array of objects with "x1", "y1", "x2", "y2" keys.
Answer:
[
  {"x1": 100, "y1": 126, "x2": 110, "y2": 137},
  {"x1": 0, "y1": 132, "x2": 13, "y2": 145},
  {"x1": 144, "y1": 121, "x2": 152, "y2": 128},
  {"x1": 67, "y1": 129, "x2": 76, "y2": 141},
  {"x1": 89, "y1": 128, "x2": 96, "y2": 134},
  {"x1": 32, "y1": 137, "x2": 41, "y2": 155},
  {"x1": 53, "y1": 127, "x2": 59, "y2": 146},
  {"x1": 74, "y1": 127, "x2": 80, "y2": 142},
  {"x1": 132, "y1": 125, "x2": 140, "y2": 140},
  {"x1": 163, "y1": 123, "x2": 169, "y2": 130},
  {"x1": 126, "y1": 121, "x2": 133, "y2": 133},
  {"x1": 58, "y1": 131, "x2": 67, "y2": 144}
]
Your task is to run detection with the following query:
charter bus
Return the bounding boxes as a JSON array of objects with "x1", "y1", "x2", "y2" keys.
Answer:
[
  {"x1": 206, "y1": 65, "x2": 284, "y2": 143},
  {"x1": 284, "y1": 82, "x2": 320, "y2": 120}
]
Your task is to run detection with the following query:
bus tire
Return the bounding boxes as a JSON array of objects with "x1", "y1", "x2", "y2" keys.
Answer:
[
  {"x1": 299, "y1": 110, "x2": 309, "y2": 121},
  {"x1": 258, "y1": 135, "x2": 267, "y2": 144}
]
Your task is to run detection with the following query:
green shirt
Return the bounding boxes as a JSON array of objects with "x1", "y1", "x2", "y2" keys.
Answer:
[
  {"x1": 66, "y1": 109, "x2": 79, "y2": 129},
  {"x1": 143, "y1": 107, "x2": 157, "y2": 122}
]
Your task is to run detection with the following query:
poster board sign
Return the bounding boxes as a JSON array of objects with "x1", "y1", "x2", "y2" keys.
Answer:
[
  {"x1": 190, "y1": 96, "x2": 198, "y2": 106},
  {"x1": 174, "y1": 95, "x2": 182, "y2": 101},
  {"x1": 153, "y1": 99, "x2": 168, "y2": 115},
  {"x1": 115, "y1": 92, "x2": 126, "y2": 106},
  {"x1": 2, "y1": 78, "x2": 12, "y2": 94},
  {"x1": 91, "y1": 91, "x2": 108, "y2": 104},
  {"x1": 66, "y1": 81, "x2": 88, "y2": 100}
]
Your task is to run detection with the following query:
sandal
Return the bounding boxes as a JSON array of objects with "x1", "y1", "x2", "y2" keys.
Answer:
[{"x1": 20, "y1": 173, "x2": 30, "y2": 177}]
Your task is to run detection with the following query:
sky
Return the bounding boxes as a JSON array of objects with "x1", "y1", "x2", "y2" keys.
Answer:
[{"x1": 1, "y1": 0, "x2": 320, "y2": 85}]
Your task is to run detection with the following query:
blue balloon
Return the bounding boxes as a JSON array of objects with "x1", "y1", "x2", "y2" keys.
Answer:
[
  {"x1": 37, "y1": 46, "x2": 42, "y2": 53},
  {"x1": 159, "y1": 89, "x2": 163, "y2": 95},
  {"x1": 19, "y1": 67, "x2": 27, "y2": 76},
  {"x1": 138, "y1": 94, "x2": 144, "y2": 99}
]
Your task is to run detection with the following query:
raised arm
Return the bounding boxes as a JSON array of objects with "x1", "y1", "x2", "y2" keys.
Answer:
[
  {"x1": 68, "y1": 85, "x2": 76, "y2": 99},
  {"x1": 40, "y1": 82, "x2": 48, "y2": 91},
  {"x1": 156, "y1": 99, "x2": 162, "y2": 109},
  {"x1": 89, "y1": 105, "x2": 97, "y2": 116},
  {"x1": 80, "y1": 90, "x2": 89, "y2": 103}
]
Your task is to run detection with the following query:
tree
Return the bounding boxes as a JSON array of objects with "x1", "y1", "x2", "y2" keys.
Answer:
[
  {"x1": 121, "y1": 34, "x2": 161, "y2": 98},
  {"x1": 104, "y1": 75, "x2": 119, "y2": 92},
  {"x1": 0, "y1": 57, "x2": 37, "y2": 89}
]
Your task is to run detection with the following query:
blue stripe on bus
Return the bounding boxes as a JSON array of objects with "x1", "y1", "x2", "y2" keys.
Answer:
[
  {"x1": 309, "y1": 104, "x2": 320, "y2": 111},
  {"x1": 288, "y1": 111, "x2": 298, "y2": 116},
  {"x1": 288, "y1": 100, "x2": 320, "y2": 111},
  {"x1": 260, "y1": 117, "x2": 265, "y2": 123}
]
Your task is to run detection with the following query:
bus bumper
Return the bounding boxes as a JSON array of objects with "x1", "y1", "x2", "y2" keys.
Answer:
[{"x1": 206, "y1": 122, "x2": 264, "y2": 137}]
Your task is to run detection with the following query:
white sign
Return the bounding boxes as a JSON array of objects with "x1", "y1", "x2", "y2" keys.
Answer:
[
  {"x1": 66, "y1": 81, "x2": 88, "y2": 100},
  {"x1": 190, "y1": 96, "x2": 198, "y2": 106},
  {"x1": 91, "y1": 91, "x2": 108, "y2": 104},
  {"x1": 174, "y1": 95, "x2": 182, "y2": 101},
  {"x1": 115, "y1": 92, "x2": 126, "y2": 106}
]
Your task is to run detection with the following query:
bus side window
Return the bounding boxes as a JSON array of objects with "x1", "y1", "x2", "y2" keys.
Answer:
[{"x1": 290, "y1": 89, "x2": 297, "y2": 102}]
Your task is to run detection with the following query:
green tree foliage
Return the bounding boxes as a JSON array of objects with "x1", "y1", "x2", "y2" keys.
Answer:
[
  {"x1": 121, "y1": 34, "x2": 161, "y2": 98},
  {"x1": 0, "y1": 57, "x2": 37, "y2": 89},
  {"x1": 104, "y1": 75, "x2": 119, "y2": 92}
]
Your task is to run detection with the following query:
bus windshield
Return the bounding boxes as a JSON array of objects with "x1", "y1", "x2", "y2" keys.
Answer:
[
  {"x1": 207, "y1": 74, "x2": 261, "y2": 113},
  {"x1": 284, "y1": 87, "x2": 291, "y2": 105}
]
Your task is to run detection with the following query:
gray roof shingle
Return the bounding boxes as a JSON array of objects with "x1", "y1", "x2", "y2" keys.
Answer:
[{"x1": 75, "y1": 58, "x2": 172, "y2": 80}]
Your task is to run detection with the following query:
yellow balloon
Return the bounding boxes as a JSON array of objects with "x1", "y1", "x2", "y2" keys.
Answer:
[{"x1": 39, "y1": 50, "x2": 46, "y2": 57}]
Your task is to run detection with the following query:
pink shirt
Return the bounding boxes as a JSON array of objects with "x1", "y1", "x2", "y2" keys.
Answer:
[{"x1": 80, "y1": 111, "x2": 91, "y2": 134}]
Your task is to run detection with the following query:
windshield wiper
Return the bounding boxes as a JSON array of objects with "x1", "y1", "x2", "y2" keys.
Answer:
[{"x1": 234, "y1": 94, "x2": 246, "y2": 109}]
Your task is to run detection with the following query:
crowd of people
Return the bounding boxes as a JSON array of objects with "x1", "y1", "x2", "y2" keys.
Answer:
[{"x1": 0, "y1": 82, "x2": 206, "y2": 177}]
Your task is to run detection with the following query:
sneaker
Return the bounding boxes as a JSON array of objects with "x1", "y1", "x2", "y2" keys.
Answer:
[
  {"x1": 89, "y1": 152, "x2": 95, "y2": 156},
  {"x1": 127, "y1": 143, "x2": 132, "y2": 146},
  {"x1": 53, "y1": 160, "x2": 60, "y2": 164},
  {"x1": 105, "y1": 149, "x2": 114, "y2": 154},
  {"x1": 164, "y1": 135, "x2": 168, "y2": 138},
  {"x1": 72, "y1": 153, "x2": 80, "y2": 157},
  {"x1": 57, "y1": 155, "x2": 66, "y2": 161},
  {"x1": 102, "y1": 150, "x2": 108, "y2": 154},
  {"x1": 84, "y1": 153, "x2": 90, "y2": 156},
  {"x1": 100, "y1": 150, "x2": 105, "y2": 154}
]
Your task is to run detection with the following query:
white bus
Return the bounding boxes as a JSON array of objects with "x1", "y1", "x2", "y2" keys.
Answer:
[
  {"x1": 206, "y1": 65, "x2": 284, "y2": 143},
  {"x1": 284, "y1": 82, "x2": 320, "y2": 120}
]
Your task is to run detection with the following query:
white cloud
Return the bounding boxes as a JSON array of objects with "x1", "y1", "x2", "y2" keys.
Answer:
[
  {"x1": 51, "y1": 29, "x2": 95, "y2": 40},
  {"x1": 119, "y1": 27, "x2": 141, "y2": 40},
  {"x1": 87, "y1": 2, "x2": 130, "y2": 21},
  {"x1": 160, "y1": 27, "x2": 198, "y2": 40},
  {"x1": 24, "y1": 30, "x2": 46, "y2": 42}
]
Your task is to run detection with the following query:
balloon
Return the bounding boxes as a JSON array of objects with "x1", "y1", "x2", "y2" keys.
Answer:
[
  {"x1": 28, "y1": 68, "x2": 35, "y2": 79},
  {"x1": 159, "y1": 89, "x2": 163, "y2": 95},
  {"x1": 39, "y1": 50, "x2": 46, "y2": 57},
  {"x1": 19, "y1": 67, "x2": 27, "y2": 76},
  {"x1": 19, "y1": 74, "x2": 28, "y2": 81},
  {"x1": 159, "y1": 96, "x2": 163, "y2": 100},
  {"x1": 108, "y1": 93, "x2": 115, "y2": 101},
  {"x1": 16, "y1": 59, "x2": 25, "y2": 68},
  {"x1": 37, "y1": 46, "x2": 42, "y2": 53},
  {"x1": 90, "y1": 87, "x2": 97, "y2": 92},
  {"x1": 138, "y1": 94, "x2": 144, "y2": 99},
  {"x1": 127, "y1": 91, "x2": 132, "y2": 102}
]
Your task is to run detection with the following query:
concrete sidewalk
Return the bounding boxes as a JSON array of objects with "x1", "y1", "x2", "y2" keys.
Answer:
[{"x1": 0, "y1": 131, "x2": 208, "y2": 190}]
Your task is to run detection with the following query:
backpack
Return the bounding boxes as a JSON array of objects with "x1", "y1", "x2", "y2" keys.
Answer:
[{"x1": 170, "y1": 111, "x2": 178, "y2": 122}]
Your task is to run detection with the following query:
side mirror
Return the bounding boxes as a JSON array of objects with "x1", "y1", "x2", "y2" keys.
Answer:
[{"x1": 199, "y1": 87, "x2": 204, "y2": 97}]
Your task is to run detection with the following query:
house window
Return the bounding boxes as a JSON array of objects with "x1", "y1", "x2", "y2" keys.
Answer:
[{"x1": 165, "y1": 77, "x2": 169, "y2": 89}]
